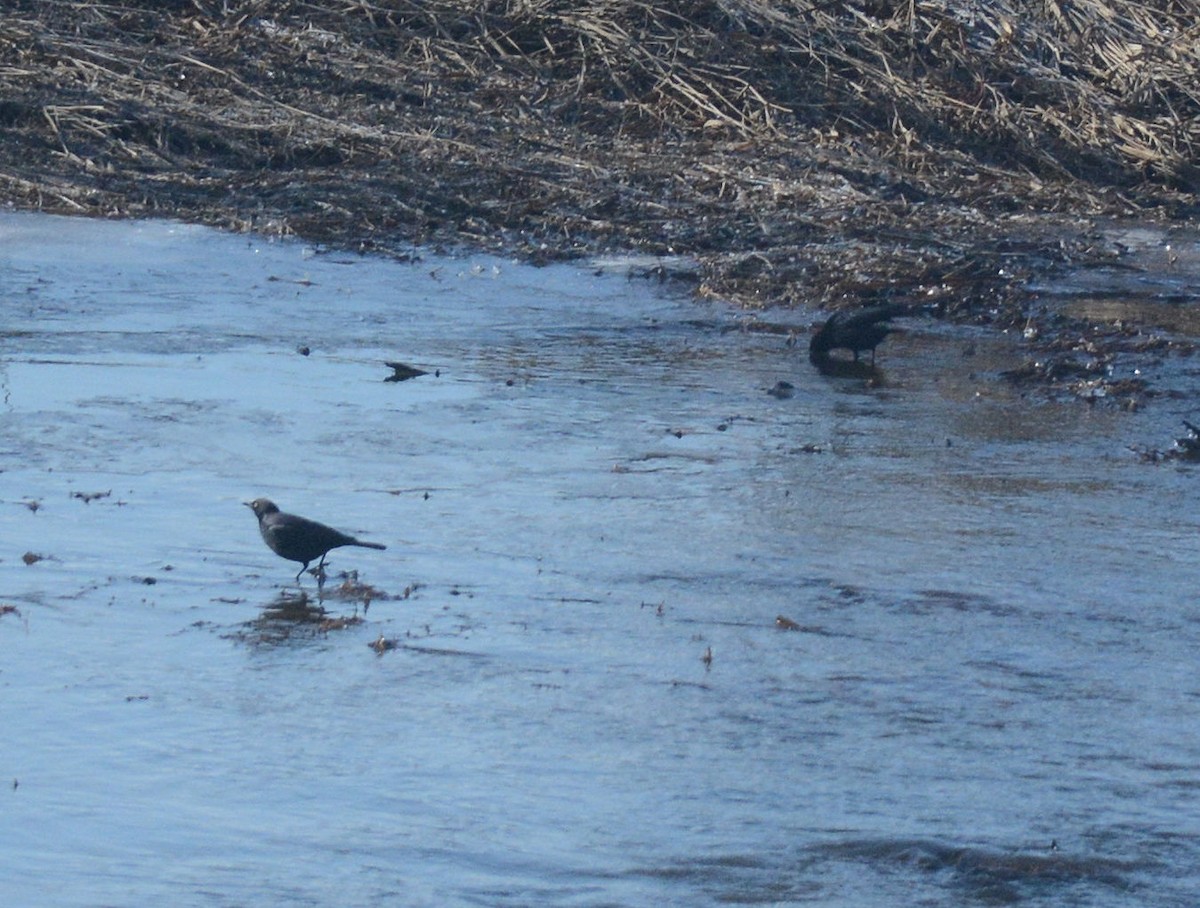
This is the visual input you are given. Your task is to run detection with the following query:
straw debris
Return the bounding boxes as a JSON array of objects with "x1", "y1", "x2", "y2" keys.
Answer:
[{"x1": 0, "y1": 0, "x2": 1196, "y2": 319}]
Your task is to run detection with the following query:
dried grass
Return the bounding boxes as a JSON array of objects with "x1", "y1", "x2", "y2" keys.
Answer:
[{"x1": 0, "y1": 0, "x2": 1197, "y2": 312}]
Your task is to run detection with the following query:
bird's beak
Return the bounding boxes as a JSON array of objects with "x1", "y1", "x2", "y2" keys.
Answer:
[{"x1": 242, "y1": 501, "x2": 253, "y2": 509}]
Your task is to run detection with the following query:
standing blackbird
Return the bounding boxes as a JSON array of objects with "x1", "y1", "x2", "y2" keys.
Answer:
[
  {"x1": 245, "y1": 498, "x2": 386, "y2": 583},
  {"x1": 809, "y1": 304, "x2": 906, "y2": 364}
]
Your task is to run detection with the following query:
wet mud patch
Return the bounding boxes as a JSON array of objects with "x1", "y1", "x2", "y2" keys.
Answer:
[
  {"x1": 1008, "y1": 227, "x2": 1200, "y2": 410},
  {"x1": 223, "y1": 590, "x2": 366, "y2": 648},
  {"x1": 221, "y1": 566, "x2": 408, "y2": 647}
]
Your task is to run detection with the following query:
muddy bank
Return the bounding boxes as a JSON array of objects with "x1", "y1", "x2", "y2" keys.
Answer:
[{"x1": 1, "y1": 0, "x2": 1199, "y2": 393}]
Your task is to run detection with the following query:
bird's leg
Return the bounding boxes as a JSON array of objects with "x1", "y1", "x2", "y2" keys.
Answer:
[
  {"x1": 294, "y1": 563, "x2": 306, "y2": 584},
  {"x1": 315, "y1": 554, "x2": 328, "y2": 589}
]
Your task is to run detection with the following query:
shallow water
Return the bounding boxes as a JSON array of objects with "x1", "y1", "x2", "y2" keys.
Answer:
[{"x1": 2, "y1": 211, "x2": 1200, "y2": 906}]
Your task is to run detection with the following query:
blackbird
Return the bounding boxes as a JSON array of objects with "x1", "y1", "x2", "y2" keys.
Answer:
[
  {"x1": 809, "y1": 304, "x2": 906, "y2": 365},
  {"x1": 245, "y1": 498, "x2": 386, "y2": 583}
]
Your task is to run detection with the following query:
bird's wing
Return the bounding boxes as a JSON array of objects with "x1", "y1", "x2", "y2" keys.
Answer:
[
  {"x1": 265, "y1": 515, "x2": 340, "y2": 555},
  {"x1": 840, "y1": 304, "x2": 907, "y2": 329}
]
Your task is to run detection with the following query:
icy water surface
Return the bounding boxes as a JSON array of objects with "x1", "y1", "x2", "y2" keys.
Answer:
[{"x1": 3, "y1": 211, "x2": 1200, "y2": 906}]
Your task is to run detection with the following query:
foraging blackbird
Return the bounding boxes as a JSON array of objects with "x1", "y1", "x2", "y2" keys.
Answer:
[
  {"x1": 809, "y1": 304, "x2": 906, "y2": 365},
  {"x1": 245, "y1": 498, "x2": 386, "y2": 583}
]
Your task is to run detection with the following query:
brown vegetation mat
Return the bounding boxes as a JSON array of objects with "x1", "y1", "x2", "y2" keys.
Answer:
[{"x1": 1, "y1": 0, "x2": 1198, "y2": 330}]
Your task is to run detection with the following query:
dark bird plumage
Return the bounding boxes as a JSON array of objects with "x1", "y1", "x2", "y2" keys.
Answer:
[
  {"x1": 245, "y1": 498, "x2": 386, "y2": 583},
  {"x1": 809, "y1": 304, "x2": 906, "y2": 365}
]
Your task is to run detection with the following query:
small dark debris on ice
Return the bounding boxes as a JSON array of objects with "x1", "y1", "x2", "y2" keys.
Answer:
[
  {"x1": 370, "y1": 634, "x2": 398, "y2": 654},
  {"x1": 384, "y1": 361, "x2": 429, "y2": 382},
  {"x1": 72, "y1": 489, "x2": 112, "y2": 504}
]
